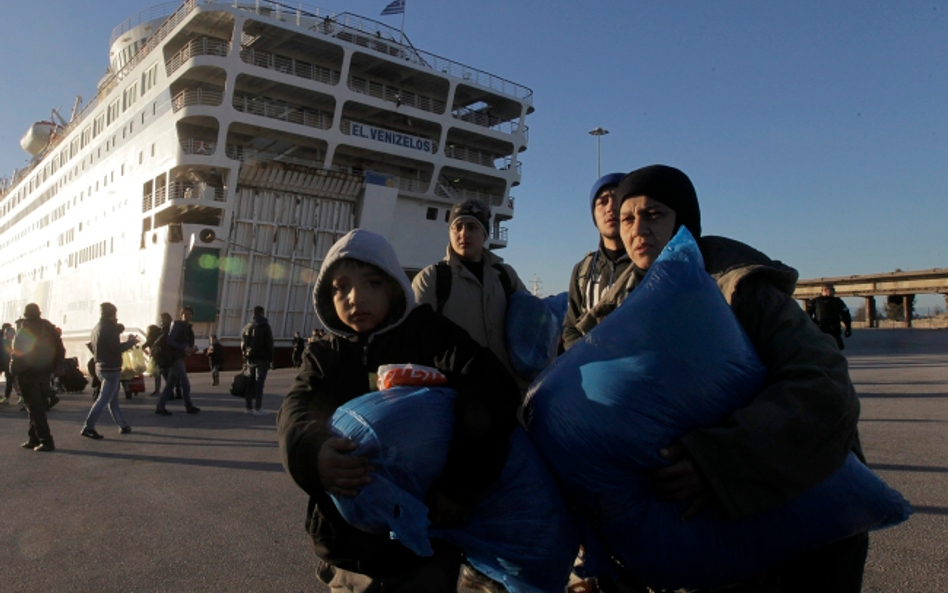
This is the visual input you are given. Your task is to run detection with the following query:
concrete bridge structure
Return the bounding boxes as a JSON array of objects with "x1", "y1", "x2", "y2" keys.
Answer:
[{"x1": 794, "y1": 267, "x2": 948, "y2": 327}]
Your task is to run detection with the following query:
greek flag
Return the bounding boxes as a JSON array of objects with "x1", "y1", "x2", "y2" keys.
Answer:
[{"x1": 380, "y1": 0, "x2": 405, "y2": 16}]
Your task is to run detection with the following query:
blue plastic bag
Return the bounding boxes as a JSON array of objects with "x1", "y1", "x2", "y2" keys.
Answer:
[
  {"x1": 330, "y1": 386, "x2": 456, "y2": 556},
  {"x1": 506, "y1": 290, "x2": 568, "y2": 381},
  {"x1": 525, "y1": 228, "x2": 912, "y2": 589},
  {"x1": 330, "y1": 387, "x2": 579, "y2": 593},
  {"x1": 433, "y1": 428, "x2": 579, "y2": 593}
]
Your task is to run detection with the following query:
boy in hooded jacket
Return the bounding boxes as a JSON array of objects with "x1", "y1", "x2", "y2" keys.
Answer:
[{"x1": 277, "y1": 229, "x2": 520, "y2": 592}]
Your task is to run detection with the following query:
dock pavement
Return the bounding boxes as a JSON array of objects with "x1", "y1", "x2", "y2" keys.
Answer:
[{"x1": 1, "y1": 329, "x2": 946, "y2": 592}]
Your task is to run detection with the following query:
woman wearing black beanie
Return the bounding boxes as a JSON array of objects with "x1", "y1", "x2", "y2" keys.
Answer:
[{"x1": 585, "y1": 165, "x2": 869, "y2": 593}]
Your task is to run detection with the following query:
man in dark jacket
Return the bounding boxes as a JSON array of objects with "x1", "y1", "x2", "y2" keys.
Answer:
[
  {"x1": 155, "y1": 307, "x2": 200, "y2": 416},
  {"x1": 562, "y1": 173, "x2": 632, "y2": 350},
  {"x1": 241, "y1": 306, "x2": 274, "y2": 415},
  {"x1": 806, "y1": 284, "x2": 853, "y2": 350},
  {"x1": 11, "y1": 303, "x2": 64, "y2": 452},
  {"x1": 82, "y1": 302, "x2": 139, "y2": 439},
  {"x1": 278, "y1": 229, "x2": 520, "y2": 592}
]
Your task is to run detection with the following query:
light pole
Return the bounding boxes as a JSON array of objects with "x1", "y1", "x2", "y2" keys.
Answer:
[{"x1": 589, "y1": 127, "x2": 609, "y2": 178}]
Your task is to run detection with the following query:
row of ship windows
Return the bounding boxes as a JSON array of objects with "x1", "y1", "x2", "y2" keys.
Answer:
[
  {"x1": 1, "y1": 63, "x2": 160, "y2": 219},
  {"x1": 0, "y1": 237, "x2": 112, "y2": 290}
]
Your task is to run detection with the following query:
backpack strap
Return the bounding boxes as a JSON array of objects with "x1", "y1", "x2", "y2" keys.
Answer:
[
  {"x1": 435, "y1": 261, "x2": 451, "y2": 315},
  {"x1": 492, "y1": 263, "x2": 515, "y2": 299}
]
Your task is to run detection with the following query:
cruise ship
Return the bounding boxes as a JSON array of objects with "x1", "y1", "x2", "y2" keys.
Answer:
[{"x1": 0, "y1": 0, "x2": 533, "y2": 359}]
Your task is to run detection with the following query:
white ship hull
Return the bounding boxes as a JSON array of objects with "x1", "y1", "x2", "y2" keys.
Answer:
[{"x1": 0, "y1": 0, "x2": 532, "y2": 358}]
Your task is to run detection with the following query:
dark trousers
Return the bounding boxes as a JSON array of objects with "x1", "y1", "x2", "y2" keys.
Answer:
[
  {"x1": 18, "y1": 373, "x2": 54, "y2": 446},
  {"x1": 601, "y1": 531, "x2": 869, "y2": 593},
  {"x1": 818, "y1": 325, "x2": 845, "y2": 350}
]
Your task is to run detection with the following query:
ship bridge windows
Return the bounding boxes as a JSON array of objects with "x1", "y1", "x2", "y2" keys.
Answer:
[
  {"x1": 241, "y1": 17, "x2": 344, "y2": 79},
  {"x1": 233, "y1": 73, "x2": 335, "y2": 130},
  {"x1": 224, "y1": 122, "x2": 328, "y2": 170}
]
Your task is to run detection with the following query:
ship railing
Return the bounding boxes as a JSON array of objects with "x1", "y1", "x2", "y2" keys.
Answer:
[
  {"x1": 444, "y1": 145, "x2": 520, "y2": 173},
  {"x1": 228, "y1": 0, "x2": 533, "y2": 104},
  {"x1": 491, "y1": 225, "x2": 508, "y2": 244},
  {"x1": 239, "y1": 47, "x2": 340, "y2": 85},
  {"x1": 348, "y1": 76, "x2": 446, "y2": 115},
  {"x1": 168, "y1": 181, "x2": 227, "y2": 202},
  {"x1": 10, "y1": 0, "x2": 199, "y2": 197},
  {"x1": 452, "y1": 107, "x2": 529, "y2": 140},
  {"x1": 171, "y1": 88, "x2": 225, "y2": 112},
  {"x1": 180, "y1": 137, "x2": 218, "y2": 156},
  {"x1": 225, "y1": 144, "x2": 327, "y2": 170},
  {"x1": 233, "y1": 93, "x2": 333, "y2": 129},
  {"x1": 166, "y1": 36, "x2": 230, "y2": 76}
]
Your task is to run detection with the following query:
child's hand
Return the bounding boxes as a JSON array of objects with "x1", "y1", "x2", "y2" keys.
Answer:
[{"x1": 318, "y1": 437, "x2": 373, "y2": 498}]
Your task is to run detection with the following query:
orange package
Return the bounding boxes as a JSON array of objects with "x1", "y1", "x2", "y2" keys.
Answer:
[{"x1": 377, "y1": 364, "x2": 448, "y2": 390}]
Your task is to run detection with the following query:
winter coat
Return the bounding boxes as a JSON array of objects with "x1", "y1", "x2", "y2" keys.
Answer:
[
  {"x1": 242, "y1": 316, "x2": 274, "y2": 362},
  {"x1": 571, "y1": 235, "x2": 862, "y2": 520},
  {"x1": 205, "y1": 340, "x2": 225, "y2": 366},
  {"x1": 277, "y1": 229, "x2": 520, "y2": 577},
  {"x1": 91, "y1": 317, "x2": 136, "y2": 371},
  {"x1": 562, "y1": 244, "x2": 632, "y2": 350},
  {"x1": 166, "y1": 320, "x2": 194, "y2": 360},
  {"x1": 411, "y1": 246, "x2": 526, "y2": 379}
]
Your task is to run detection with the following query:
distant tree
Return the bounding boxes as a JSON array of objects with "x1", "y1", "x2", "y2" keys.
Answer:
[
  {"x1": 853, "y1": 306, "x2": 866, "y2": 322},
  {"x1": 885, "y1": 295, "x2": 917, "y2": 321}
]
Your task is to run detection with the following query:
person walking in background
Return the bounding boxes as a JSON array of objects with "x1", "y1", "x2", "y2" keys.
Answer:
[
  {"x1": 155, "y1": 307, "x2": 200, "y2": 416},
  {"x1": 10, "y1": 304, "x2": 64, "y2": 452},
  {"x1": 205, "y1": 334, "x2": 225, "y2": 386},
  {"x1": 241, "y1": 306, "x2": 274, "y2": 415},
  {"x1": 141, "y1": 322, "x2": 165, "y2": 396},
  {"x1": 807, "y1": 284, "x2": 853, "y2": 350},
  {"x1": 0, "y1": 322, "x2": 21, "y2": 406},
  {"x1": 562, "y1": 173, "x2": 632, "y2": 350},
  {"x1": 291, "y1": 331, "x2": 305, "y2": 368},
  {"x1": 81, "y1": 303, "x2": 139, "y2": 439}
]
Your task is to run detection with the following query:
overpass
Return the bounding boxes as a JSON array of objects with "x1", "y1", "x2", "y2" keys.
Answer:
[{"x1": 794, "y1": 268, "x2": 948, "y2": 327}]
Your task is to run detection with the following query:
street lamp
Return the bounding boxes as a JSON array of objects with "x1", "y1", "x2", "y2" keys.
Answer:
[{"x1": 589, "y1": 127, "x2": 609, "y2": 178}]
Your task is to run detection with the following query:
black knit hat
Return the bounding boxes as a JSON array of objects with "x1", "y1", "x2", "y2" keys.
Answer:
[
  {"x1": 615, "y1": 165, "x2": 702, "y2": 238},
  {"x1": 100, "y1": 302, "x2": 117, "y2": 318},
  {"x1": 449, "y1": 199, "x2": 491, "y2": 237}
]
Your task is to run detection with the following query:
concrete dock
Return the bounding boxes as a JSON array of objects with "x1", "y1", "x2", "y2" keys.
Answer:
[{"x1": 1, "y1": 329, "x2": 945, "y2": 592}]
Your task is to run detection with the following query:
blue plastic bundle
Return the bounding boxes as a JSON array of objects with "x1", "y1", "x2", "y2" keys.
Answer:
[
  {"x1": 330, "y1": 386, "x2": 456, "y2": 556},
  {"x1": 330, "y1": 386, "x2": 579, "y2": 593},
  {"x1": 506, "y1": 290, "x2": 568, "y2": 381},
  {"x1": 525, "y1": 228, "x2": 912, "y2": 590},
  {"x1": 433, "y1": 428, "x2": 579, "y2": 593}
]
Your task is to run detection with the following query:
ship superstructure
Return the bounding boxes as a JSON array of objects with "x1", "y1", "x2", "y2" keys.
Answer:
[{"x1": 0, "y1": 0, "x2": 532, "y2": 355}]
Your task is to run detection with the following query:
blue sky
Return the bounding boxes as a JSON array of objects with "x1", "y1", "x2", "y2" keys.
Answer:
[{"x1": 2, "y1": 1, "x2": 946, "y2": 311}]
